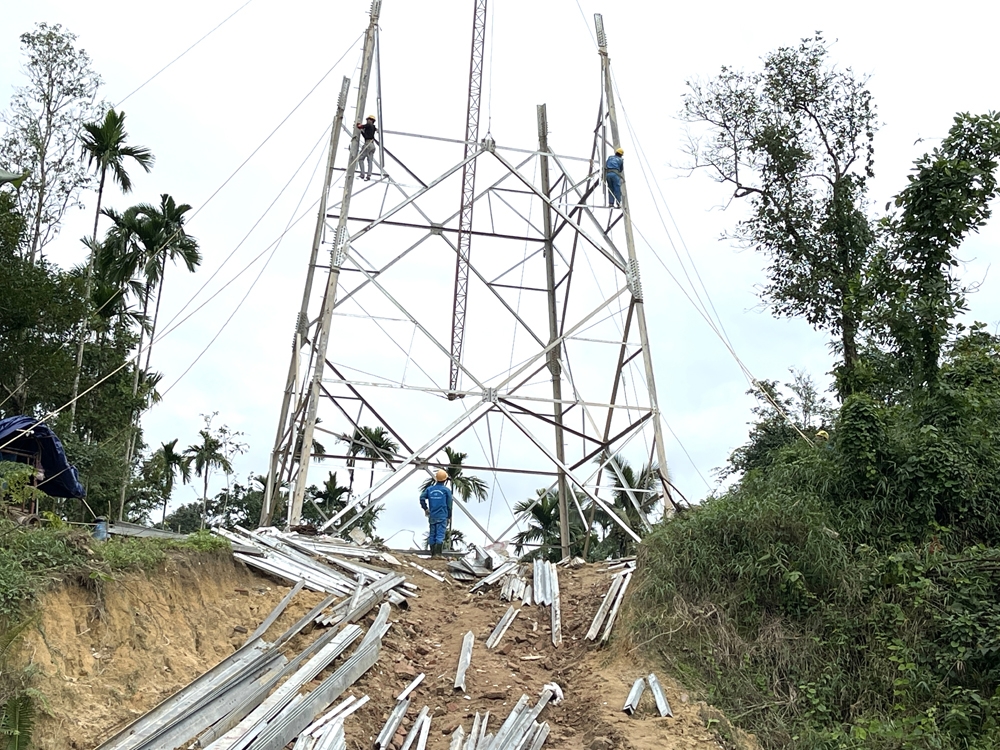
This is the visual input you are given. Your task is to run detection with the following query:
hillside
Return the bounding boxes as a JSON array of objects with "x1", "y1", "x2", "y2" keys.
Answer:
[{"x1": 17, "y1": 547, "x2": 750, "y2": 750}]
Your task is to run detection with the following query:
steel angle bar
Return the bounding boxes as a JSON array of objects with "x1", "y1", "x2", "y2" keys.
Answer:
[
  {"x1": 316, "y1": 720, "x2": 347, "y2": 750},
  {"x1": 248, "y1": 633, "x2": 384, "y2": 750},
  {"x1": 199, "y1": 626, "x2": 352, "y2": 747},
  {"x1": 550, "y1": 564, "x2": 562, "y2": 647},
  {"x1": 361, "y1": 603, "x2": 393, "y2": 649},
  {"x1": 623, "y1": 678, "x2": 646, "y2": 715},
  {"x1": 486, "y1": 606, "x2": 520, "y2": 650},
  {"x1": 513, "y1": 722, "x2": 541, "y2": 750},
  {"x1": 233, "y1": 552, "x2": 352, "y2": 596},
  {"x1": 400, "y1": 707, "x2": 430, "y2": 750},
  {"x1": 274, "y1": 593, "x2": 339, "y2": 649},
  {"x1": 600, "y1": 572, "x2": 632, "y2": 643},
  {"x1": 470, "y1": 561, "x2": 518, "y2": 592},
  {"x1": 303, "y1": 695, "x2": 356, "y2": 737},
  {"x1": 397, "y1": 673, "x2": 425, "y2": 702},
  {"x1": 585, "y1": 574, "x2": 624, "y2": 641},
  {"x1": 217, "y1": 626, "x2": 363, "y2": 750},
  {"x1": 646, "y1": 673, "x2": 673, "y2": 718},
  {"x1": 97, "y1": 638, "x2": 272, "y2": 750},
  {"x1": 250, "y1": 579, "x2": 304, "y2": 641},
  {"x1": 527, "y1": 723, "x2": 550, "y2": 750},
  {"x1": 408, "y1": 560, "x2": 446, "y2": 582},
  {"x1": 522, "y1": 583, "x2": 532, "y2": 607},
  {"x1": 375, "y1": 697, "x2": 411, "y2": 749},
  {"x1": 449, "y1": 725, "x2": 467, "y2": 750},
  {"x1": 493, "y1": 691, "x2": 552, "y2": 750},
  {"x1": 486, "y1": 695, "x2": 529, "y2": 750},
  {"x1": 466, "y1": 712, "x2": 482, "y2": 750},
  {"x1": 454, "y1": 631, "x2": 476, "y2": 692},
  {"x1": 415, "y1": 712, "x2": 432, "y2": 750},
  {"x1": 532, "y1": 560, "x2": 542, "y2": 606}
]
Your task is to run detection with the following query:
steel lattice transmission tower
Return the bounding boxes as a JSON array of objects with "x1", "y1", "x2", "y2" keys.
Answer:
[{"x1": 259, "y1": 3, "x2": 678, "y2": 558}]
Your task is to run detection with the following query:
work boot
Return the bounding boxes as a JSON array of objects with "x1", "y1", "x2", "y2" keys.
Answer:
[{"x1": 432, "y1": 543, "x2": 443, "y2": 558}]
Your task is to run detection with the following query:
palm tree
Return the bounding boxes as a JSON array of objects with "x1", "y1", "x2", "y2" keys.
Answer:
[
  {"x1": 151, "y1": 439, "x2": 190, "y2": 529},
  {"x1": 184, "y1": 429, "x2": 233, "y2": 530},
  {"x1": 338, "y1": 426, "x2": 400, "y2": 496},
  {"x1": 102, "y1": 199, "x2": 201, "y2": 518},
  {"x1": 512, "y1": 489, "x2": 588, "y2": 561},
  {"x1": 590, "y1": 454, "x2": 659, "y2": 559},
  {"x1": 70, "y1": 109, "x2": 154, "y2": 428}
]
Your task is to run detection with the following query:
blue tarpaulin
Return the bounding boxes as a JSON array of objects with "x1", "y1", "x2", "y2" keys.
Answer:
[{"x1": 0, "y1": 416, "x2": 86, "y2": 498}]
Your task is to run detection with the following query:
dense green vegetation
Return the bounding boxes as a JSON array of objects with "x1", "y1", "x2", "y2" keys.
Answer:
[{"x1": 631, "y1": 37, "x2": 1000, "y2": 750}]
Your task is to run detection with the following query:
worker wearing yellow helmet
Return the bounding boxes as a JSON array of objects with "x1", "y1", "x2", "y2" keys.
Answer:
[
  {"x1": 605, "y1": 147, "x2": 624, "y2": 208},
  {"x1": 419, "y1": 469, "x2": 453, "y2": 557},
  {"x1": 356, "y1": 114, "x2": 378, "y2": 181}
]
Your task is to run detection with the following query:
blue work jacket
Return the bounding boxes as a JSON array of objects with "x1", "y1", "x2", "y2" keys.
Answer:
[
  {"x1": 605, "y1": 154, "x2": 624, "y2": 173},
  {"x1": 420, "y1": 482, "x2": 453, "y2": 521}
]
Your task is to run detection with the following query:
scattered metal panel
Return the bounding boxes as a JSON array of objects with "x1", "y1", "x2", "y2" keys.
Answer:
[
  {"x1": 449, "y1": 725, "x2": 467, "y2": 750},
  {"x1": 251, "y1": 580, "x2": 305, "y2": 641},
  {"x1": 646, "y1": 673, "x2": 673, "y2": 717},
  {"x1": 275, "y1": 593, "x2": 339, "y2": 648},
  {"x1": 486, "y1": 694, "x2": 529, "y2": 750},
  {"x1": 374, "y1": 697, "x2": 411, "y2": 749},
  {"x1": 585, "y1": 574, "x2": 624, "y2": 641},
  {"x1": 454, "y1": 631, "x2": 475, "y2": 692},
  {"x1": 399, "y1": 707, "x2": 429, "y2": 750},
  {"x1": 303, "y1": 695, "x2": 357, "y2": 737},
  {"x1": 486, "y1": 606, "x2": 520, "y2": 650},
  {"x1": 396, "y1": 673, "x2": 425, "y2": 701},
  {"x1": 550, "y1": 565, "x2": 562, "y2": 647},
  {"x1": 600, "y1": 571, "x2": 632, "y2": 643},
  {"x1": 622, "y1": 678, "x2": 645, "y2": 715}
]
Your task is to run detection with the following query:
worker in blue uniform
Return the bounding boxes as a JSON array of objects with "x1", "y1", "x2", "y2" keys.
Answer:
[
  {"x1": 420, "y1": 469, "x2": 453, "y2": 557},
  {"x1": 605, "y1": 147, "x2": 624, "y2": 207},
  {"x1": 356, "y1": 114, "x2": 378, "y2": 181}
]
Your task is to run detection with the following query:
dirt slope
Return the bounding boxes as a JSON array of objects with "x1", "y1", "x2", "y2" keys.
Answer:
[{"x1": 23, "y1": 551, "x2": 748, "y2": 750}]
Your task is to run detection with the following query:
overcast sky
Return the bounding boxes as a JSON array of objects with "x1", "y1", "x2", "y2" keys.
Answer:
[{"x1": 2, "y1": 0, "x2": 997, "y2": 547}]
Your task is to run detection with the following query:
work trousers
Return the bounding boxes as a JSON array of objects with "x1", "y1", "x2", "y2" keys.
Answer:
[
  {"x1": 428, "y1": 519, "x2": 447, "y2": 546},
  {"x1": 606, "y1": 172, "x2": 622, "y2": 206},
  {"x1": 360, "y1": 140, "x2": 375, "y2": 179}
]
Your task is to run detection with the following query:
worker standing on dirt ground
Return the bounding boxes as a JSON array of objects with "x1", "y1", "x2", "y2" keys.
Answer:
[
  {"x1": 605, "y1": 147, "x2": 624, "y2": 207},
  {"x1": 419, "y1": 469, "x2": 453, "y2": 558},
  {"x1": 356, "y1": 115, "x2": 378, "y2": 181}
]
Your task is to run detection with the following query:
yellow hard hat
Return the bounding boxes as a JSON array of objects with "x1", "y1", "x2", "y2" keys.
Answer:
[
  {"x1": 815, "y1": 430, "x2": 829, "y2": 440},
  {"x1": 615, "y1": 147, "x2": 624, "y2": 155},
  {"x1": 435, "y1": 469, "x2": 448, "y2": 482},
  {"x1": 366, "y1": 114, "x2": 376, "y2": 121}
]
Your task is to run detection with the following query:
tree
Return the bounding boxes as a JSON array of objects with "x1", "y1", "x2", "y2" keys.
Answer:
[
  {"x1": 593, "y1": 455, "x2": 660, "y2": 559},
  {"x1": 512, "y1": 489, "x2": 588, "y2": 561},
  {"x1": 184, "y1": 419, "x2": 233, "y2": 530},
  {"x1": 877, "y1": 112, "x2": 1000, "y2": 391},
  {"x1": 682, "y1": 35, "x2": 877, "y2": 398},
  {"x1": 0, "y1": 23, "x2": 102, "y2": 263},
  {"x1": 338, "y1": 425, "x2": 399, "y2": 497},
  {"x1": 70, "y1": 109, "x2": 154, "y2": 427},
  {"x1": 148, "y1": 439, "x2": 190, "y2": 529}
]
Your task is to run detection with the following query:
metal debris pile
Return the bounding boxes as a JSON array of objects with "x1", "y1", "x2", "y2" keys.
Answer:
[
  {"x1": 96, "y1": 593, "x2": 393, "y2": 750},
  {"x1": 622, "y1": 673, "x2": 673, "y2": 718}
]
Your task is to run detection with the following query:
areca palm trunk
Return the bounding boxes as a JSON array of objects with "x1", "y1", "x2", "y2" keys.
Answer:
[
  {"x1": 69, "y1": 166, "x2": 108, "y2": 431},
  {"x1": 117, "y1": 282, "x2": 151, "y2": 521},
  {"x1": 144, "y1": 252, "x2": 167, "y2": 372}
]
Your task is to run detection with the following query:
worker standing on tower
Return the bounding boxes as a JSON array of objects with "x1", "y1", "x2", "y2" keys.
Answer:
[
  {"x1": 605, "y1": 147, "x2": 624, "y2": 208},
  {"x1": 356, "y1": 115, "x2": 378, "y2": 181},
  {"x1": 419, "y1": 469, "x2": 453, "y2": 558}
]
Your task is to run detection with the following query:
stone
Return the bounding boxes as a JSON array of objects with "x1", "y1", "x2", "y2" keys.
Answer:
[
  {"x1": 232, "y1": 625, "x2": 248, "y2": 634},
  {"x1": 394, "y1": 663, "x2": 418, "y2": 680},
  {"x1": 447, "y1": 702, "x2": 460, "y2": 712},
  {"x1": 588, "y1": 739, "x2": 614, "y2": 750},
  {"x1": 483, "y1": 690, "x2": 507, "y2": 700},
  {"x1": 416, "y1": 644, "x2": 431, "y2": 656}
]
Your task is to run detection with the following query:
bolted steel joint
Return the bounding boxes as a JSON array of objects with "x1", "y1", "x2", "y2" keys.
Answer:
[
  {"x1": 482, "y1": 387, "x2": 498, "y2": 403},
  {"x1": 482, "y1": 135, "x2": 496, "y2": 153},
  {"x1": 627, "y1": 258, "x2": 643, "y2": 301}
]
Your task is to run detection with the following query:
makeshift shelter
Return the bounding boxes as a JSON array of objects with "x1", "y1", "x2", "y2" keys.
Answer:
[{"x1": 0, "y1": 416, "x2": 86, "y2": 499}]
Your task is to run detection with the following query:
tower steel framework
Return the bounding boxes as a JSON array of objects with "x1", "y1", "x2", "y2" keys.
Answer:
[{"x1": 259, "y1": 3, "x2": 677, "y2": 558}]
